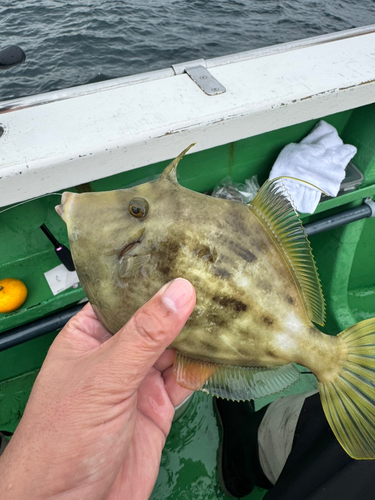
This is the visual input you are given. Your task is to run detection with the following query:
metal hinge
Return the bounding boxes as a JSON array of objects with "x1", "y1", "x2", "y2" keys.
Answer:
[{"x1": 172, "y1": 60, "x2": 226, "y2": 96}]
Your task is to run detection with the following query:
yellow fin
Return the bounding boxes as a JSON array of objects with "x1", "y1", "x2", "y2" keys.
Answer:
[
  {"x1": 174, "y1": 352, "x2": 300, "y2": 401},
  {"x1": 250, "y1": 178, "x2": 325, "y2": 326},
  {"x1": 318, "y1": 318, "x2": 375, "y2": 459},
  {"x1": 173, "y1": 352, "x2": 217, "y2": 390}
]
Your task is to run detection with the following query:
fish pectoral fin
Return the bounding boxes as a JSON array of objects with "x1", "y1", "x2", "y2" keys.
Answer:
[
  {"x1": 118, "y1": 254, "x2": 151, "y2": 278},
  {"x1": 173, "y1": 352, "x2": 300, "y2": 401}
]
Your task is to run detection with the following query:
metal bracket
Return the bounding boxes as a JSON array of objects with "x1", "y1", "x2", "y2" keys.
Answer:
[
  {"x1": 364, "y1": 197, "x2": 375, "y2": 217},
  {"x1": 185, "y1": 66, "x2": 226, "y2": 96},
  {"x1": 172, "y1": 59, "x2": 207, "y2": 75},
  {"x1": 171, "y1": 60, "x2": 226, "y2": 96}
]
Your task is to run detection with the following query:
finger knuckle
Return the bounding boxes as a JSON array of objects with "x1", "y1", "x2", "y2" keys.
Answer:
[{"x1": 131, "y1": 308, "x2": 167, "y2": 344}]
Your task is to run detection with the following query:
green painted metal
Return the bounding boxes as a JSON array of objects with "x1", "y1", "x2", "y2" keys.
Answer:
[
  {"x1": 152, "y1": 371, "x2": 317, "y2": 500},
  {"x1": 0, "y1": 195, "x2": 86, "y2": 333},
  {"x1": 151, "y1": 392, "x2": 266, "y2": 500},
  {"x1": 0, "y1": 370, "x2": 39, "y2": 433},
  {"x1": 0, "y1": 103, "x2": 374, "y2": 497},
  {"x1": 0, "y1": 332, "x2": 58, "y2": 432}
]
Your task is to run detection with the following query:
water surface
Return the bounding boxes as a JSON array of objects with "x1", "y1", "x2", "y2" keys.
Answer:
[{"x1": 1, "y1": 0, "x2": 375, "y2": 101}]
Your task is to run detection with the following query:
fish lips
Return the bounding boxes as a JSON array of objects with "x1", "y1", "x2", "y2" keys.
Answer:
[{"x1": 55, "y1": 191, "x2": 74, "y2": 223}]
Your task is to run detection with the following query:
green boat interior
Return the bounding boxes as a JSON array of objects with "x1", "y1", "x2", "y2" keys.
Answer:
[{"x1": 1, "y1": 102, "x2": 375, "y2": 499}]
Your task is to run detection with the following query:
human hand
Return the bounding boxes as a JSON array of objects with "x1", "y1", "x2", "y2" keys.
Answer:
[{"x1": 0, "y1": 278, "x2": 196, "y2": 500}]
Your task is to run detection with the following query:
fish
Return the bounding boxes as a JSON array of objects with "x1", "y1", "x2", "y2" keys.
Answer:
[{"x1": 56, "y1": 144, "x2": 375, "y2": 460}]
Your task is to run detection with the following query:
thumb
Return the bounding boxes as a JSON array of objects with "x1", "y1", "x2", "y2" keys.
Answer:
[{"x1": 105, "y1": 278, "x2": 196, "y2": 391}]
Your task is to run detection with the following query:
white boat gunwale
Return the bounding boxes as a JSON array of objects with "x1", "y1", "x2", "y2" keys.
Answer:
[{"x1": 1, "y1": 24, "x2": 375, "y2": 207}]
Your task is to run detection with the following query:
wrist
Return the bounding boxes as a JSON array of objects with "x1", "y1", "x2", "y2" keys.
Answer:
[
  {"x1": 0, "y1": 446, "x2": 33, "y2": 500},
  {"x1": 0, "y1": 434, "x2": 74, "y2": 500}
]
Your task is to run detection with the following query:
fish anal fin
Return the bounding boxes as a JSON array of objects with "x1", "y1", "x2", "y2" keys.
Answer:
[
  {"x1": 173, "y1": 352, "x2": 300, "y2": 401},
  {"x1": 250, "y1": 178, "x2": 325, "y2": 326},
  {"x1": 174, "y1": 352, "x2": 217, "y2": 390}
]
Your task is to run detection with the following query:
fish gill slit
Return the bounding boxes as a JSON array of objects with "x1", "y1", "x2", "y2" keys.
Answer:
[{"x1": 118, "y1": 240, "x2": 141, "y2": 259}]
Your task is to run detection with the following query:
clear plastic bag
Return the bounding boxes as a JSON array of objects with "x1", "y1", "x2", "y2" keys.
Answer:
[{"x1": 212, "y1": 176, "x2": 260, "y2": 204}]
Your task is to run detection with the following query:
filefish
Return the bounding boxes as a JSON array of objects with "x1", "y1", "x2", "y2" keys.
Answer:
[{"x1": 56, "y1": 145, "x2": 375, "y2": 460}]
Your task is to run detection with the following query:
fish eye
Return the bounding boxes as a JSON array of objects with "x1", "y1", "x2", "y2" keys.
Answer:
[{"x1": 128, "y1": 198, "x2": 149, "y2": 220}]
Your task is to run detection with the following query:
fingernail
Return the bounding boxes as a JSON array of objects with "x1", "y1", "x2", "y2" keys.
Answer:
[{"x1": 161, "y1": 278, "x2": 194, "y2": 312}]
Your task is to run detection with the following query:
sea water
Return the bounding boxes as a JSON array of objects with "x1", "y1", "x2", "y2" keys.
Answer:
[{"x1": 1, "y1": 0, "x2": 375, "y2": 101}]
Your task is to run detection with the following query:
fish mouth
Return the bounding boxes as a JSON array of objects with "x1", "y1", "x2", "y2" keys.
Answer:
[{"x1": 55, "y1": 192, "x2": 74, "y2": 223}]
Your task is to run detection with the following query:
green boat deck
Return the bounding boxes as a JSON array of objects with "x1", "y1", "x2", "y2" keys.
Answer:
[{"x1": 1, "y1": 103, "x2": 375, "y2": 498}]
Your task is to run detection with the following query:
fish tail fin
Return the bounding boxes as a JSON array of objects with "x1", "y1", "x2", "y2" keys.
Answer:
[{"x1": 318, "y1": 318, "x2": 375, "y2": 459}]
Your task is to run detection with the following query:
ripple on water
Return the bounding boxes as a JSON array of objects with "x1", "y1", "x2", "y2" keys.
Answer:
[{"x1": 1, "y1": 0, "x2": 374, "y2": 101}]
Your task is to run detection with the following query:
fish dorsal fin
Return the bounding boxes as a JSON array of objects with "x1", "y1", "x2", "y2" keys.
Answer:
[
  {"x1": 174, "y1": 352, "x2": 300, "y2": 401},
  {"x1": 159, "y1": 143, "x2": 196, "y2": 183},
  {"x1": 250, "y1": 178, "x2": 325, "y2": 326}
]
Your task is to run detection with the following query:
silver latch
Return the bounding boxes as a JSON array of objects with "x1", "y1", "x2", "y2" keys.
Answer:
[{"x1": 172, "y1": 60, "x2": 226, "y2": 96}]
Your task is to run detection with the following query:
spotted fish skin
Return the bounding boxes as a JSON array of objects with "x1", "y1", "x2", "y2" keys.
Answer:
[
  {"x1": 57, "y1": 161, "x2": 343, "y2": 380},
  {"x1": 57, "y1": 146, "x2": 375, "y2": 461}
]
